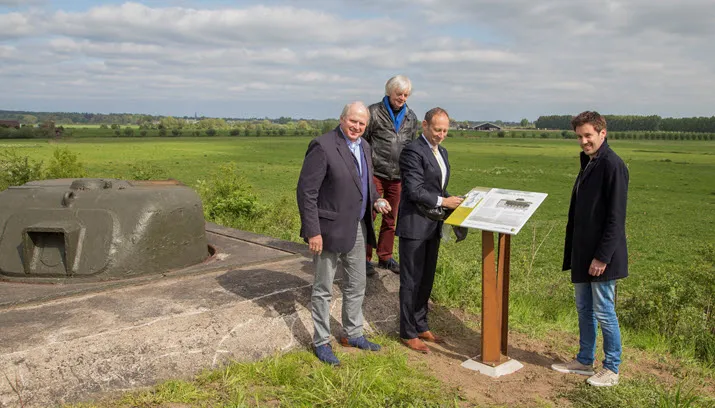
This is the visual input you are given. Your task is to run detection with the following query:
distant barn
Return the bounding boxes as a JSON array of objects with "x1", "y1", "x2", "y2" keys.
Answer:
[
  {"x1": 474, "y1": 122, "x2": 502, "y2": 131},
  {"x1": 0, "y1": 120, "x2": 20, "y2": 129}
]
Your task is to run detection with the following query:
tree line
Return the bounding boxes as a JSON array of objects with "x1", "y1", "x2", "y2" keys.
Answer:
[{"x1": 535, "y1": 115, "x2": 715, "y2": 133}]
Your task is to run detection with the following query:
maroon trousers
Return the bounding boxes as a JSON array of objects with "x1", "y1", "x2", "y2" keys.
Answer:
[{"x1": 366, "y1": 176, "x2": 401, "y2": 262}]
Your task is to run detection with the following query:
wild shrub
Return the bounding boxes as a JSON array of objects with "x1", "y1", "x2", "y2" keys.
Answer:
[
  {"x1": 620, "y1": 247, "x2": 715, "y2": 364},
  {"x1": 246, "y1": 195, "x2": 301, "y2": 242},
  {"x1": 196, "y1": 163, "x2": 264, "y2": 226},
  {"x1": 0, "y1": 149, "x2": 43, "y2": 190},
  {"x1": 45, "y1": 147, "x2": 86, "y2": 179},
  {"x1": 128, "y1": 161, "x2": 166, "y2": 180}
]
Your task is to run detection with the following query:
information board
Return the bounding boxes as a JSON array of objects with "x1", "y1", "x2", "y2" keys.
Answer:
[{"x1": 445, "y1": 187, "x2": 547, "y2": 235}]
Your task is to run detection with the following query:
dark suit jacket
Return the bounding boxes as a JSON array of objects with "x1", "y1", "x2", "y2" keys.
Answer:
[
  {"x1": 297, "y1": 127, "x2": 379, "y2": 254},
  {"x1": 395, "y1": 136, "x2": 451, "y2": 240},
  {"x1": 563, "y1": 141, "x2": 629, "y2": 283}
]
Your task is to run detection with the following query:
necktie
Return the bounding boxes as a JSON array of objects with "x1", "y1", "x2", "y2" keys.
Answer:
[{"x1": 432, "y1": 146, "x2": 446, "y2": 187}]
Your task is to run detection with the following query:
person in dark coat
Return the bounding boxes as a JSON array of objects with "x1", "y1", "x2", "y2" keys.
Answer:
[
  {"x1": 551, "y1": 111, "x2": 629, "y2": 387},
  {"x1": 297, "y1": 101, "x2": 392, "y2": 365},
  {"x1": 363, "y1": 75, "x2": 419, "y2": 275},
  {"x1": 395, "y1": 107, "x2": 463, "y2": 353}
]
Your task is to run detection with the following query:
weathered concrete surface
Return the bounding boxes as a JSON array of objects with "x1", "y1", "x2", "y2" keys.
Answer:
[{"x1": 0, "y1": 223, "x2": 400, "y2": 407}]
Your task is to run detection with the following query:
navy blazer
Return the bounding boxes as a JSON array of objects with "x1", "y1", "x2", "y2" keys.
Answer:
[
  {"x1": 297, "y1": 127, "x2": 379, "y2": 254},
  {"x1": 563, "y1": 141, "x2": 629, "y2": 283},
  {"x1": 395, "y1": 136, "x2": 451, "y2": 240}
]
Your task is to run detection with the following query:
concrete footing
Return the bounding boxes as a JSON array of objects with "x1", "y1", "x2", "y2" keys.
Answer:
[{"x1": 461, "y1": 357, "x2": 524, "y2": 377}]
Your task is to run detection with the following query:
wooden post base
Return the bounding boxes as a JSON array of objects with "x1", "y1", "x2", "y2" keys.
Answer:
[{"x1": 480, "y1": 230, "x2": 511, "y2": 366}]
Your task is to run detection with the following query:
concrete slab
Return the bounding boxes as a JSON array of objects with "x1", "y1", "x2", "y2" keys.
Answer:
[
  {"x1": 461, "y1": 357, "x2": 524, "y2": 378},
  {"x1": 0, "y1": 223, "x2": 402, "y2": 407}
]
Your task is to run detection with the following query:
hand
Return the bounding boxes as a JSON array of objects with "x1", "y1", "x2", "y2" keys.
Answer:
[
  {"x1": 588, "y1": 258, "x2": 607, "y2": 276},
  {"x1": 308, "y1": 235, "x2": 323, "y2": 255},
  {"x1": 374, "y1": 198, "x2": 392, "y2": 214},
  {"x1": 442, "y1": 196, "x2": 464, "y2": 210}
]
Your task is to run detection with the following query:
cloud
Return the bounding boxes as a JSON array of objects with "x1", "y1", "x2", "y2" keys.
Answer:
[
  {"x1": 0, "y1": 0, "x2": 714, "y2": 120},
  {"x1": 0, "y1": 10, "x2": 41, "y2": 39},
  {"x1": 50, "y1": 3, "x2": 402, "y2": 46}
]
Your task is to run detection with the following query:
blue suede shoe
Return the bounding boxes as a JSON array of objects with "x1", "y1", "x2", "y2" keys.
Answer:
[
  {"x1": 340, "y1": 335, "x2": 381, "y2": 351},
  {"x1": 314, "y1": 344, "x2": 340, "y2": 365}
]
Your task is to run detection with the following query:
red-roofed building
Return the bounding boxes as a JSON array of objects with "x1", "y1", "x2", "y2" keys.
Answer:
[{"x1": 0, "y1": 120, "x2": 20, "y2": 129}]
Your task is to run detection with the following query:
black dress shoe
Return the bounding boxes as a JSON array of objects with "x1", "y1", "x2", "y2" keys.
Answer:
[
  {"x1": 366, "y1": 261, "x2": 377, "y2": 277},
  {"x1": 378, "y1": 258, "x2": 400, "y2": 274}
]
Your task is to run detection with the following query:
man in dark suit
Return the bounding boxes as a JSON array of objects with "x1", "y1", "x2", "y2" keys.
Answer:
[
  {"x1": 551, "y1": 111, "x2": 629, "y2": 387},
  {"x1": 297, "y1": 101, "x2": 392, "y2": 365},
  {"x1": 395, "y1": 107, "x2": 463, "y2": 353}
]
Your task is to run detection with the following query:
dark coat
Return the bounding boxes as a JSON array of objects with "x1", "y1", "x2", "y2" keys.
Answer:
[
  {"x1": 396, "y1": 136, "x2": 451, "y2": 240},
  {"x1": 296, "y1": 127, "x2": 379, "y2": 254},
  {"x1": 563, "y1": 141, "x2": 629, "y2": 283},
  {"x1": 363, "y1": 101, "x2": 419, "y2": 181}
]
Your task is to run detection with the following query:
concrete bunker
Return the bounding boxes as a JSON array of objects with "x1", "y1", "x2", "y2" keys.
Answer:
[{"x1": 0, "y1": 178, "x2": 210, "y2": 282}]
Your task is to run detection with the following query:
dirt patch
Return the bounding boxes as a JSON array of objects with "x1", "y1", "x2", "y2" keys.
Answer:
[{"x1": 388, "y1": 304, "x2": 714, "y2": 407}]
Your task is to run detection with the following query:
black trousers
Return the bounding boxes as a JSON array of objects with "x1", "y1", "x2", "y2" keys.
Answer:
[{"x1": 398, "y1": 232, "x2": 441, "y2": 339}]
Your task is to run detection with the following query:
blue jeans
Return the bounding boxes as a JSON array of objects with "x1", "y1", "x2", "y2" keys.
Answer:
[{"x1": 574, "y1": 280, "x2": 622, "y2": 373}]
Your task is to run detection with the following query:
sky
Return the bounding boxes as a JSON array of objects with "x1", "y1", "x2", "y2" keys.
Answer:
[{"x1": 1, "y1": 0, "x2": 714, "y2": 121}]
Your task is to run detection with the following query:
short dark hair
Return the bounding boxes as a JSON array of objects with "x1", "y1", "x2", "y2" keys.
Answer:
[
  {"x1": 571, "y1": 111, "x2": 606, "y2": 133},
  {"x1": 424, "y1": 107, "x2": 449, "y2": 124}
]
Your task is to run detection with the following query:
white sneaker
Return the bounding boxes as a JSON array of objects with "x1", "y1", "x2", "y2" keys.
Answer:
[
  {"x1": 551, "y1": 359, "x2": 595, "y2": 376},
  {"x1": 587, "y1": 368, "x2": 619, "y2": 387}
]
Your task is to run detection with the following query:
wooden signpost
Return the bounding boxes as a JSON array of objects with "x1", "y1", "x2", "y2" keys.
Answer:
[{"x1": 445, "y1": 187, "x2": 547, "y2": 377}]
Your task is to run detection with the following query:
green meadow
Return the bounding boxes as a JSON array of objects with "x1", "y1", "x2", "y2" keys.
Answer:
[{"x1": 3, "y1": 136, "x2": 714, "y2": 406}]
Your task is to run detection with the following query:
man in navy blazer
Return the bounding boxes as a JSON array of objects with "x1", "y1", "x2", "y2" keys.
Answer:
[
  {"x1": 395, "y1": 107, "x2": 463, "y2": 353},
  {"x1": 297, "y1": 101, "x2": 392, "y2": 365},
  {"x1": 551, "y1": 111, "x2": 629, "y2": 387}
]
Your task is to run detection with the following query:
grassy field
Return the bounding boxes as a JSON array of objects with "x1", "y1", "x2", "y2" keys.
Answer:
[{"x1": 2, "y1": 136, "x2": 714, "y2": 406}]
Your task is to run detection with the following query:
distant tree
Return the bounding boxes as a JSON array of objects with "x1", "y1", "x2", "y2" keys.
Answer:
[
  {"x1": 296, "y1": 120, "x2": 311, "y2": 136},
  {"x1": 520, "y1": 118, "x2": 529, "y2": 127},
  {"x1": 22, "y1": 114, "x2": 38, "y2": 125},
  {"x1": 38, "y1": 120, "x2": 56, "y2": 138},
  {"x1": 123, "y1": 127, "x2": 135, "y2": 137},
  {"x1": 321, "y1": 119, "x2": 339, "y2": 134}
]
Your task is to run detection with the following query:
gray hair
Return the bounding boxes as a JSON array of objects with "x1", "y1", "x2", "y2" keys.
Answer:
[
  {"x1": 384, "y1": 75, "x2": 412, "y2": 96},
  {"x1": 340, "y1": 101, "x2": 369, "y2": 124}
]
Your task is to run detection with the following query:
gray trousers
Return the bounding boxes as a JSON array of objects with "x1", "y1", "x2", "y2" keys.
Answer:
[{"x1": 311, "y1": 221, "x2": 367, "y2": 347}]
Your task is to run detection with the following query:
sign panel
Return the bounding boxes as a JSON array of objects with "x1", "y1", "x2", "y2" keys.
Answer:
[{"x1": 445, "y1": 187, "x2": 547, "y2": 235}]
